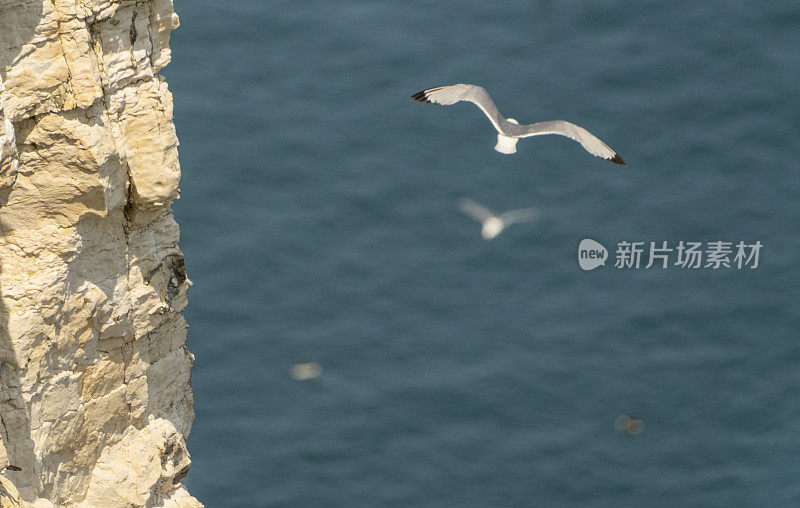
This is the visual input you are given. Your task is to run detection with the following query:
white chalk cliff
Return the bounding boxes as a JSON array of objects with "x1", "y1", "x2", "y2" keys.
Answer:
[{"x1": 0, "y1": 0, "x2": 199, "y2": 506}]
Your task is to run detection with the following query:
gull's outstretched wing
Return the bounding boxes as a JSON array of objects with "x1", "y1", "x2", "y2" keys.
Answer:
[
  {"x1": 514, "y1": 120, "x2": 626, "y2": 165},
  {"x1": 457, "y1": 198, "x2": 495, "y2": 223},
  {"x1": 499, "y1": 208, "x2": 539, "y2": 225},
  {"x1": 412, "y1": 84, "x2": 506, "y2": 133}
]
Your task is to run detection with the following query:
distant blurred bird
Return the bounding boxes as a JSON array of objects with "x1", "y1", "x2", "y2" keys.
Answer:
[
  {"x1": 457, "y1": 198, "x2": 539, "y2": 240},
  {"x1": 614, "y1": 414, "x2": 645, "y2": 435},
  {"x1": 412, "y1": 83, "x2": 625, "y2": 164},
  {"x1": 290, "y1": 362, "x2": 322, "y2": 381}
]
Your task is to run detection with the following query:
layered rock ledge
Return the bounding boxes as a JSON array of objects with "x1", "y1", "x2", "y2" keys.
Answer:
[{"x1": 0, "y1": 0, "x2": 199, "y2": 505}]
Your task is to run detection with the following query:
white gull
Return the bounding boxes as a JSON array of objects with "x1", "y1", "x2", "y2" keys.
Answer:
[{"x1": 412, "y1": 84, "x2": 625, "y2": 164}]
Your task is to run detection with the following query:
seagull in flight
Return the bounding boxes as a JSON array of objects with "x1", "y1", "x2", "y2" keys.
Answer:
[
  {"x1": 412, "y1": 84, "x2": 625, "y2": 165},
  {"x1": 457, "y1": 198, "x2": 539, "y2": 240}
]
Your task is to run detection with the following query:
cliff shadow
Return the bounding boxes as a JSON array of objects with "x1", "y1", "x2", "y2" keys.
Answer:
[{"x1": 0, "y1": 0, "x2": 51, "y2": 500}]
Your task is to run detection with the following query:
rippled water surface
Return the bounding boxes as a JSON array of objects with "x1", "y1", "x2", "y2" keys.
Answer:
[{"x1": 164, "y1": 1, "x2": 800, "y2": 505}]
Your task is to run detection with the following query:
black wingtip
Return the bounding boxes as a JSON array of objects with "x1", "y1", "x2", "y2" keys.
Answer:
[
  {"x1": 610, "y1": 154, "x2": 626, "y2": 166},
  {"x1": 5, "y1": 465, "x2": 21, "y2": 471},
  {"x1": 411, "y1": 90, "x2": 430, "y2": 103}
]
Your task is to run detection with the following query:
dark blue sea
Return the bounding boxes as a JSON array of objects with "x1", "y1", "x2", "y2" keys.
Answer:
[{"x1": 164, "y1": 1, "x2": 800, "y2": 505}]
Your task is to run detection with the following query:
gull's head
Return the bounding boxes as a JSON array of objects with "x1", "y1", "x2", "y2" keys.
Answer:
[
  {"x1": 507, "y1": 118, "x2": 519, "y2": 124},
  {"x1": 481, "y1": 217, "x2": 504, "y2": 240}
]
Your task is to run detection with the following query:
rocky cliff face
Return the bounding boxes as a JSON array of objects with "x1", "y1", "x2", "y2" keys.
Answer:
[{"x1": 0, "y1": 0, "x2": 199, "y2": 505}]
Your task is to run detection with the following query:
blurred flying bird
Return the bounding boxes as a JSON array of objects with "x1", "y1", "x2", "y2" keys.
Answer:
[
  {"x1": 614, "y1": 414, "x2": 645, "y2": 435},
  {"x1": 290, "y1": 362, "x2": 322, "y2": 381},
  {"x1": 458, "y1": 198, "x2": 539, "y2": 240}
]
